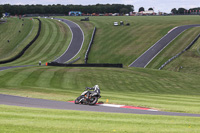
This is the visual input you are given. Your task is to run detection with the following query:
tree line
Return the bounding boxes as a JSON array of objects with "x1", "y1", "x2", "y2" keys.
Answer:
[
  {"x1": 0, "y1": 6, "x2": 4, "y2": 17},
  {"x1": 0, "y1": 4, "x2": 134, "y2": 15},
  {"x1": 171, "y1": 7, "x2": 200, "y2": 14}
]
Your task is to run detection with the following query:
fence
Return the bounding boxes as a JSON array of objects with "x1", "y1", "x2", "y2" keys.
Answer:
[{"x1": 85, "y1": 27, "x2": 96, "y2": 64}]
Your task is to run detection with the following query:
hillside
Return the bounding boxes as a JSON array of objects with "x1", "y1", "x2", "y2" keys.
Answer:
[
  {"x1": 62, "y1": 16, "x2": 200, "y2": 70},
  {"x1": 0, "y1": 18, "x2": 72, "y2": 66},
  {"x1": 0, "y1": 66, "x2": 200, "y2": 114}
]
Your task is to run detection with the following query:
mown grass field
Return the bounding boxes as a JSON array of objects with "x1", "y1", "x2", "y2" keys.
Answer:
[
  {"x1": 0, "y1": 66, "x2": 200, "y2": 114},
  {"x1": 0, "y1": 18, "x2": 72, "y2": 66},
  {"x1": 1, "y1": 105, "x2": 200, "y2": 133},
  {"x1": 0, "y1": 18, "x2": 35, "y2": 61}
]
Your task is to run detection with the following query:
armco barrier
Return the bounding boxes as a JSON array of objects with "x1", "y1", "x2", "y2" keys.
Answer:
[
  {"x1": 66, "y1": 57, "x2": 80, "y2": 64},
  {"x1": 159, "y1": 33, "x2": 200, "y2": 70},
  {"x1": 0, "y1": 18, "x2": 41, "y2": 64},
  {"x1": 85, "y1": 27, "x2": 96, "y2": 64},
  {"x1": 47, "y1": 62, "x2": 123, "y2": 68}
]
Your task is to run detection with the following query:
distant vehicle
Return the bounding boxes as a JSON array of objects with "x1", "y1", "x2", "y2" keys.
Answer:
[
  {"x1": 80, "y1": 17, "x2": 89, "y2": 21},
  {"x1": 114, "y1": 22, "x2": 118, "y2": 26},
  {"x1": 112, "y1": 13, "x2": 119, "y2": 16}
]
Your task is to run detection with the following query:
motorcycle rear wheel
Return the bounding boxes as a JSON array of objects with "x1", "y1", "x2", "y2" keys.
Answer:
[{"x1": 89, "y1": 96, "x2": 98, "y2": 105}]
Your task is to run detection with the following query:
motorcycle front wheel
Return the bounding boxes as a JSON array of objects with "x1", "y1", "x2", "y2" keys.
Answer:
[{"x1": 75, "y1": 96, "x2": 84, "y2": 104}]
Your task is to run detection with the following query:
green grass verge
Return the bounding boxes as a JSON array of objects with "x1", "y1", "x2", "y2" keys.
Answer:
[
  {"x1": 0, "y1": 105, "x2": 200, "y2": 133},
  {"x1": 0, "y1": 66, "x2": 200, "y2": 114}
]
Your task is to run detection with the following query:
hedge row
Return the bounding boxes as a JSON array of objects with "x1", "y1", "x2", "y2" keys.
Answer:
[{"x1": 0, "y1": 18, "x2": 41, "y2": 64}]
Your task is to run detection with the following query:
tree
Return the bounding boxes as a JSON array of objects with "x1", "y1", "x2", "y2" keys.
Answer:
[
  {"x1": 171, "y1": 8, "x2": 177, "y2": 14},
  {"x1": 0, "y1": 6, "x2": 4, "y2": 18},
  {"x1": 178, "y1": 8, "x2": 186, "y2": 14},
  {"x1": 120, "y1": 8, "x2": 129, "y2": 14},
  {"x1": 139, "y1": 7, "x2": 144, "y2": 12},
  {"x1": 148, "y1": 7, "x2": 153, "y2": 11}
]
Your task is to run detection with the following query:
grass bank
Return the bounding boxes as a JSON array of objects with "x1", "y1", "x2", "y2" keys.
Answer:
[{"x1": 161, "y1": 31, "x2": 200, "y2": 74}]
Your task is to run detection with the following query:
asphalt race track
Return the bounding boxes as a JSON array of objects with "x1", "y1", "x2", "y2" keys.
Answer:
[
  {"x1": 0, "y1": 65, "x2": 34, "y2": 71},
  {"x1": 0, "y1": 94, "x2": 200, "y2": 117},
  {"x1": 129, "y1": 24, "x2": 200, "y2": 68},
  {"x1": 53, "y1": 18, "x2": 84, "y2": 63}
]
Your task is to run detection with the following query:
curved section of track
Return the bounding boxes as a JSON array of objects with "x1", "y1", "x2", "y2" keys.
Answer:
[
  {"x1": 0, "y1": 94, "x2": 200, "y2": 117},
  {"x1": 53, "y1": 18, "x2": 84, "y2": 63},
  {"x1": 129, "y1": 24, "x2": 200, "y2": 68}
]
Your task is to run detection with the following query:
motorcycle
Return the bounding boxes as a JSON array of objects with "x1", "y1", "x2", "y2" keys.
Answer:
[{"x1": 75, "y1": 87, "x2": 101, "y2": 105}]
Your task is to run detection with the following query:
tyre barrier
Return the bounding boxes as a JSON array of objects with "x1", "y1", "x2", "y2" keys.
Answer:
[
  {"x1": 159, "y1": 33, "x2": 200, "y2": 70},
  {"x1": 47, "y1": 62, "x2": 123, "y2": 68},
  {"x1": 85, "y1": 27, "x2": 96, "y2": 64},
  {"x1": 0, "y1": 18, "x2": 41, "y2": 64}
]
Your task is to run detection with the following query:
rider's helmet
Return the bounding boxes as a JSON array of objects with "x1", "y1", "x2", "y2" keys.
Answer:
[
  {"x1": 93, "y1": 85, "x2": 100, "y2": 94},
  {"x1": 94, "y1": 85, "x2": 99, "y2": 90}
]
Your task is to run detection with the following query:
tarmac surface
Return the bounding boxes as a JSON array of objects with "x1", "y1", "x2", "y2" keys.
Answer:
[
  {"x1": 53, "y1": 18, "x2": 84, "y2": 63},
  {"x1": 0, "y1": 65, "x2": 34, "y2": 71},
  {"x1": 129, "y1": 24, "x2": 200, "y2": 68},
  {"x1": 0, "y1": 94, "x2": 200, "y2": 117}
]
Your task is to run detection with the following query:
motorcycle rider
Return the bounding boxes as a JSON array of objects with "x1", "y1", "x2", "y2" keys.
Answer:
[{"x1": 86, "y1": 85, "x2": 101, "y2": 97}]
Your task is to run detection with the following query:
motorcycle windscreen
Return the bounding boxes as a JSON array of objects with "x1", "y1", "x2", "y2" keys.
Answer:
[{"x1": 81, "y1": 91, "x2": 88, "y2": 95}]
